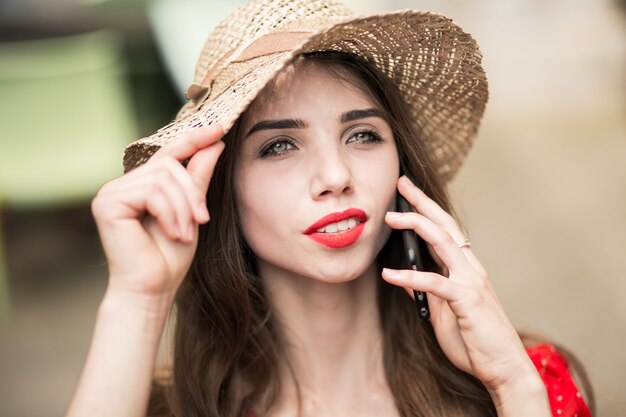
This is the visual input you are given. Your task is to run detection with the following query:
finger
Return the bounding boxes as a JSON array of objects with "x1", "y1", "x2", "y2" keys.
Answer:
[
  {"x1": 186, "y1": 139, "x2": 225, "y2": 196},
  {"x1": 104, "y1": 157, "x2": 210, "y2": 226},
  {"x1": 154, "y1": 172, "x2": 196, "y2": 242},
  {"x1": 397, "y1": 176, "x2": 487, "y2": 277},
  {"x1": 406, "y1": 289, "x2": 446, "y2": 323},
  {"x1": 144, "y1": 187, "x2": 182, "y2": 241},
  {"x1": 395, "y1": 278, "x2": 446, "y2": 312},
  {"x1": 161, "y1": 156, "x2": 214, "y2": 224},
  {"x1": 151, "y1": 124, "x2": 224, "y2": 163},
  {"x1": 385, "y1": 211, "x2": 470, "y2": 275},
  {"x1": 397, "y1": 176, "x2": 466, "y2": 244},
  {"x1": 382, "y1": 268, "x2": 462, "y2": 302},
  {"x1": 382, "y1": 268, "x2": 487, "y2": 323},
  {"x1": 124, "y1": 141, "x2": 224, "y2": 223}
]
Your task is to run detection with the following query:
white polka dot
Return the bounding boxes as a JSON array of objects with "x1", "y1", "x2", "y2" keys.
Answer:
[
  {"x1": 541, "y1": 359, "x2": 548, "y2": 367},
  {"x1": 557, "y1": 395, "x2": 563, "y2": 402},
  {"x1": 557, "y1": 409, "x2": 563, "y2": 415},
  {"x1": 576, "y1": 392, "x2": 582, "y2": 398}
]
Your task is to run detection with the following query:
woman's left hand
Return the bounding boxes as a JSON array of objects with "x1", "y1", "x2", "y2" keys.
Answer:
[{"x1": 382, "y1": 176, "x2": 543, "y2": 398}]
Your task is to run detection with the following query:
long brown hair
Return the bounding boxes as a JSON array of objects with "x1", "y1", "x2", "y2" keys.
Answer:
[{"x1": 148, "y1": 52, "x2": 594, "y2": 417}]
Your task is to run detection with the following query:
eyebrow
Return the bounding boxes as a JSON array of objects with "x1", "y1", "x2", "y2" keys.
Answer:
[
  {"x1": 246, "y1": 118, "x2": 308, "y2": 137},
  {"x1": 245, "y1": 108, "x2": 386, "y2": 137},
  {"x1": 340, "y1": 108, "x2": 386, "y2": 123}
]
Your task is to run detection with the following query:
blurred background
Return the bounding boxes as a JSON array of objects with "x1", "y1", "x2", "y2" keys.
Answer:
[{"x1": 0, "y1": 0, "x2": 624, "y2": 415}]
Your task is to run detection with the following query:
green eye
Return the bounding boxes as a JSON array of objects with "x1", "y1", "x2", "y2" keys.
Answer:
[
  {"x1": 350, "y1": 130, "x2": 383, "y2": 144},
  {"x1": 271, "y1": 142, "x2": 288, "y2": 152},
  {"x1": 259, "y1": 138, "x2": 296, "y2": 158}
]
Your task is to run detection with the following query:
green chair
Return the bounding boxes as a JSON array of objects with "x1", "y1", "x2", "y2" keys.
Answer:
[{"x1": 0, "y1": 31, "x2": 138, "y2": 324}]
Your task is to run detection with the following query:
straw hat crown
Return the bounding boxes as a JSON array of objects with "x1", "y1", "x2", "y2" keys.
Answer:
[
  {"x1": 193, "y1": 0, "x2": 352, "y2": 84},
  {"x1": 123, "y1": 0, "x2": 488, "y2": 182}
]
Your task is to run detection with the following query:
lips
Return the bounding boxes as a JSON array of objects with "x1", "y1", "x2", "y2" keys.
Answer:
[{"x1": 304, "y1": 208, "x2": 367, "y2": 248}]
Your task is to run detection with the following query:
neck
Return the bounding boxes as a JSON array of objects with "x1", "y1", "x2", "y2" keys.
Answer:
[{"x1": 259, "y1": 262, "x2": 397, "y2": 415}]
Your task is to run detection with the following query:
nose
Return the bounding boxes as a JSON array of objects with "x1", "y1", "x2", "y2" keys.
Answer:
[{"x1": 309, "y1": 143, "x2": 354, "y2": 200}]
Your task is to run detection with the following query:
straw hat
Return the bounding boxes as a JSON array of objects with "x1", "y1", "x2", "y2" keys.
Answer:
[{"x1": 123, "y1": 0, "x2": 488, "y2": 182}]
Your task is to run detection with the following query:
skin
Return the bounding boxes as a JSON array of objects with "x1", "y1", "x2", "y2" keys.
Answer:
[
  {"x1": 235, "y1": 63, "x2": 400, "y2": 415},
  {"x1": 65, "y1": 61, "x2": 551, "y2": 417},
  {"x1": 67, "y1": 126, "x2": 224, "y2": 417}
]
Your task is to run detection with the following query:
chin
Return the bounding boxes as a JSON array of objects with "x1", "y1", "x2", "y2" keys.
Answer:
[
  {"x1": 305, "y1": 238, "x2": 388, "y2": 283},
  {"x1": 254, "y1": 230, "x2": 388, "y2": 283},
  {"x1": 302, "y1": 256, "x2": 378, "y2": 284}
]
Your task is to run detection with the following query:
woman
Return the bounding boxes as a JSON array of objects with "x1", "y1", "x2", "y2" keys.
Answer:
[{"x1": 66, "y1": 1, "x2": 593, "y2": 416}]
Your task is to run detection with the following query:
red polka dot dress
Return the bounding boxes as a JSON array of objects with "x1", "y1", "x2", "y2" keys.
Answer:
[{"x1": 526, "y1": 344, "x2": 592, "y2": 417}]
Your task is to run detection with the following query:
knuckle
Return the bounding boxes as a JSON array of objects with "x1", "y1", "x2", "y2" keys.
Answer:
[
  {"x1": 162, "y1": 155, "x2": 182, "y2": 171},
  {"x1": 409, "y1": 269, "x2": 423, "y2": 282},
  {"x1": 96, "y1": 182, "x2": 109, "y2": 195},
  {"x1": 147, "y1": 182, "x2": 162, "y2": 195},
  {"x1": 91, "y1": 193, "x2": 115, "y2": 220},
  {"x1": 155, "y1": 166, "x2": 174, "y2": 182},
  {"x1": 465, "y1": 287, "x2": 484, "y2": 305},
  {"x1": 90, "y1": 195, "x2": 104, "y2": 216},
  {"x1": 147, "y1": 192, "x2": 167, "y2": 213},
  {"x1": 474, "y1": 273, "x2": 490, "y2": 291},
  {"x1": 96, "y1": 178, "x2": 117, "y2": 195},
  {"x1": 428, "y1": 274, "x2": 445, "y2": 291},
  {"x1": 92, "y1": 179, "x2": 113, "y2": 202},
  {"x1": 434, "y1": 229, "x2": 454, "y2": 247},
  {"x1": 148, "y1": 152, "x2": 170, "y2": 168}
]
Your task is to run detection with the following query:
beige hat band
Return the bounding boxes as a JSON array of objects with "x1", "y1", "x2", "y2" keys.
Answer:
[
  {"x1": 234, "y1": 31, "x2": 314, "y2": 62},
  {"x1": 186, "y1": 30, "x2": 314, "y2": 103}
]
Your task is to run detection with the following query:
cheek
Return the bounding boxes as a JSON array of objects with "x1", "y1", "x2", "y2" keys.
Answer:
[
  {"x1": 359, "y1": 145, "x2": 400, "y2": 203},
  {"x1": 235, "y1": 166, "x2": 299, "y2": 253}
]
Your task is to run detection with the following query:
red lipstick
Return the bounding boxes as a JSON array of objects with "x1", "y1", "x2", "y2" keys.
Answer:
[{"x1": 304, "y1": 208, "x2": 367, "y2": 249}]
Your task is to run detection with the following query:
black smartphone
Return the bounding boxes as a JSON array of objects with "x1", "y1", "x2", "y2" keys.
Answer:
[{"x1": 396, "y1": 193, "x2": 431, "y2": 321}]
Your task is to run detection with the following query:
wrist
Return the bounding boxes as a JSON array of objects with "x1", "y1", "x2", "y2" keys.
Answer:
[
  {"x1": 489, "y1": 367, "x2": 551, "y2": 417},
  {"x1": 68, "y1": 283, "x2": 173, "y2": 417},
  {"x1": 100, "y1": 284, "x2": 175, "y2": 328}
]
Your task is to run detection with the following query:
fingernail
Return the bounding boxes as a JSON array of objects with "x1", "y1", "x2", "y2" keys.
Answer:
[
  {"x1": 386, "y1": 211, "x2": 403, "y2": 218},
  {"x1": 400, "y1": 175, "x2": 416, "y2": 186},
  {"x1": 198, "y1": 202, "x2": 210, "y2": 222},
  {"x1": 212, "y1": 122, "x2": 224, "y2": 135},
  {"x1": 200, "y1": 123, "x2": 224, "y2": 137},
  {"x1": 382, "y1": 268, "x2": 400, "y2": 277}
]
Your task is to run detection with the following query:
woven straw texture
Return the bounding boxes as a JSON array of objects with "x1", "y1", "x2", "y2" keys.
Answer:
[{"x1": 123, "y1": 0, "x2": 488, "y2": 183}]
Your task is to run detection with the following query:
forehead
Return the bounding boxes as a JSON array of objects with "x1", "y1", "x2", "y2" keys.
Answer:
[{"x1": 240, "y1": 58, "x2": 378, "y2": 125}]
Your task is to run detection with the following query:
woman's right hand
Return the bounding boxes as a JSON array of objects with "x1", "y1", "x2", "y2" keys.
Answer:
[{"x1": 91, "y1": 125, "x2": 225, "y2": 302}]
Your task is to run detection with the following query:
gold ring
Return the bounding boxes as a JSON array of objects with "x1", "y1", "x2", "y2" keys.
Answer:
[{"x1": 459, "y1": 238, "x2": 472, "y2": 249}]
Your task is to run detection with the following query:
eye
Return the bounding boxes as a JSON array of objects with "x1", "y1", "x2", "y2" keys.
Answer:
[
  {"x1": 259, "y1": 138, "x2": 297, "y2": 158},
  {"x1": 348, "y1": 129, "x2": 383, "y2": 144}
]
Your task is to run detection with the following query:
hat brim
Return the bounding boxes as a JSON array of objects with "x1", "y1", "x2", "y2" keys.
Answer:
[{"x1": 123, "y1": 10, "x2": 488, "y2": 182}]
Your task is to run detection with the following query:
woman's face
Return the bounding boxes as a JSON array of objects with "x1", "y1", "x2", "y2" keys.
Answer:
[{"x1": 234, "y1": 61, "x2": 399, "y2": 283}]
